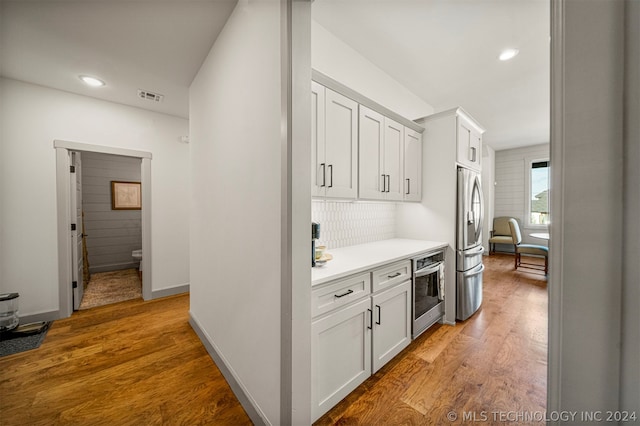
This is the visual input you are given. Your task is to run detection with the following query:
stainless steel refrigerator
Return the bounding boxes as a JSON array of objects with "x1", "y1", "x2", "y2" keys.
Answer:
[{"x1": 456, "y1": 166, "x2": 485, "y2": 320}]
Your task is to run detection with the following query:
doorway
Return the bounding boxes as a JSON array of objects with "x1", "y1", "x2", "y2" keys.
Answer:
[
  {"x1": 74, "y1": 151, "x2": 143, "y2": 310},
  {"x1": 55, "y1": 140, "x2": 152, "y2": 319}
]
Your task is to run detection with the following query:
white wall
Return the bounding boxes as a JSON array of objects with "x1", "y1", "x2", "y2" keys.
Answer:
[
  {"x1": 188, "y1": 1, "x2": 283, "y2": 424},
  {"x1": 311, "y1": 20, "x2": 434, "y2": 120},
  {"x1": 494, "y1": 143, "x2": 549, "y2": 247},
  {"x1": 396, "y1": 113, "x2": 459, "y2": 325},
  {"x1": 481, "y1": 145, "x2": 495, "y2": 254},
  {"x1": 621, "y1": 0, "x2": 640, "y2": 412},
  {"x1": 548, "y1": 0, "x2": 629, "y2": 418},
  {"x1": 0, "y1": 78, "x2": 190, "y2": 316}
]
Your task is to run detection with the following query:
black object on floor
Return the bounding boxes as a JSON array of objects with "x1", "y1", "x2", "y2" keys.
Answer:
[{"x1": 0, "y1": 321, "x2": 52, "y2": 357}]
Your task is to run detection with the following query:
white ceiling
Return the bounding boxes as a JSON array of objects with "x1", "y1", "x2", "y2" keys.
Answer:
[
  {"x1": 1, "y1": 0, "x2": 549, "y2": 150},
  {"x1": 0, "y1": 0, "x2": 237, "y2": 119},
  {"x1": 312, "y1": 0, "x2": 550, "y2": 151}
]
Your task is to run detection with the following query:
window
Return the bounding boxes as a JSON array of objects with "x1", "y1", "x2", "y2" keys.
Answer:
[{"x1": 528, "y1": 160, "x2": 550, "y2": 226}]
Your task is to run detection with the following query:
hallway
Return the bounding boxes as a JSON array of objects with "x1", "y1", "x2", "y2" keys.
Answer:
[{"x1": 0, "y1": 253, "x2": 546, "y2": 425}]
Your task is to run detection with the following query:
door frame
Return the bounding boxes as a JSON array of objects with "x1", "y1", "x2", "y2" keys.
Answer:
[
  {"x1": 54, "y1": 140, "x2": 152, "y2": 318},
  {"x1": 69, "y1": 151, "x2": 84, "y2": 310}
]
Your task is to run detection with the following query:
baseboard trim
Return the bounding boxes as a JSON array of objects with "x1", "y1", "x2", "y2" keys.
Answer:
[
  {"x1": 19, "y1": 310, "x2": 60, "y2": 324},
  {"x1": 89, "y1": 263, "x2": 139, "y2": 274},
  {"x1": 151, "y1": 284, "x2": 189, "y2": 299},
  {"x1": 188, "y1": 313, "x2": 268, "y2": 426}
]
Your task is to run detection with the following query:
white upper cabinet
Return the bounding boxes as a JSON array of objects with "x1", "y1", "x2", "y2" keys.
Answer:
[
  {"x1": 312, "y1": 82, "x2": 358, "y2": 199},
  {"x1": 311, "y1": 81, "x2": 326, "y2": 197},
  {"x1": 358, "y1": 106, "x2": 384, "y2": 200},
  {"x1": 358, "y1": 106, "x2": 404, "y2": 201},
  {"x1": 456, "y1": 114, "x2": 483, "y2": 171},
  {"x1": 403, "y1": 128, "x2": 422, "y2": 201},
  {"x1": 383, "y1": 118, "x2": 404, "y2": 201},
  {"x1": 312, "y1": 73, "x2": 425, "y2": 202}
]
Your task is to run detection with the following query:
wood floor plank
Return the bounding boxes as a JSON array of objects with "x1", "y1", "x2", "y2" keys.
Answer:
[
  {"x1": 0, "y1": 294, "x2": 251, "y2": 425},
  {"x1": 1, "y1": 253, "x2": 547, "y2": 425}
]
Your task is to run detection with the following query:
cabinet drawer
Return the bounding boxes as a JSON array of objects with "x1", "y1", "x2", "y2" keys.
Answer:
[
  {"x1": 372, "y1": 260, "x2": 411, "y2": 292},
  {"x1": 312, "y1": 273, "x2": 371, "y2": 318}
]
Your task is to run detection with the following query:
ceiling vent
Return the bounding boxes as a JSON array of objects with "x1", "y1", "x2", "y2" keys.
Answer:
[{"x1": 137, "y1": 89, "x2": 164, "y2": 103}]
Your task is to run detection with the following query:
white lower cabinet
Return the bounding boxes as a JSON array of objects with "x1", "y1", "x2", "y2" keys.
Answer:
[
  {"x1": 371, "y1": 280, "x2": 412, "y2": 373},
  {"x1": 311, "y1": 297, "x2": 372, "y2": 422},
  {"x1": 311, "y1": 269, "x2": 413, "y2": 421}
]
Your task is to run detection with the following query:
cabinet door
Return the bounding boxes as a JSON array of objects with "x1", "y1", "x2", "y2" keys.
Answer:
[
  {"x1": 311, "y1": 82, "x2": 326, "y2": 197},
  {"x1": 383, "y1": 118, "x2": 404, "y2": 201},
  {"x1": 403, "y1": 128, "x2": 422, "y2": 201},
  {"x1": 325, "y1": 88, "x2": 358, "y2": 199},
  {"x1": 358, "y1": 106, "x2": 384, "y2": 200},
  {"x1": 311, "y1": 298, "x2": 372, "y2": 422},
  {"x1": 457, "y1": 117, "x2": 482, "y2": 171},
  {"x1": 470, "y1": 129, "x2": 482, "y2": 169},
  {"x1": 371, "y1": 280, "x2": 412, "y2": 373}
]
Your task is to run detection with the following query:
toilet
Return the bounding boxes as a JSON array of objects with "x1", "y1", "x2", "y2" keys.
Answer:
[{"x1": 132, "y1": 249, "x2": 142, "y2": 274}]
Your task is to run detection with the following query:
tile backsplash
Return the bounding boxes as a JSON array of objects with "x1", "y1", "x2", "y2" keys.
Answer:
[{"x1": 312, "y1": 200, "x2": 397, "y2": 249}]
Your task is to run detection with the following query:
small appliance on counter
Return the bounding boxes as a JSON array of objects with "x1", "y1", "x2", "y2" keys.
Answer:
[{"x1": 312, "y1": 222, "x2": 320, "y2": 267}]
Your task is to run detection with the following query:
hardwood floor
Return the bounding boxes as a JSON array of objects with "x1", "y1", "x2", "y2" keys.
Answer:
[
  {"x1": 0, "y1": 295, "x2": 251, "y2": 426},
  {"x1": 315, "y1": 253, "x2": 548, "y2": 425},
  {"x1": 0, "y1": 253, "x2": 547, "y2": 425}
]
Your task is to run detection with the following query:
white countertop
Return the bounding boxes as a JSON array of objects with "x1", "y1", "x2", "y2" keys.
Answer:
[{"x1": 312, "y1": 238, "x2": 448, "y2": 286}]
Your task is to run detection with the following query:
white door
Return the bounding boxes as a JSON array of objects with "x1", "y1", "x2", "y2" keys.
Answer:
[
  {"x1": 371, "y1": 281, "x2": 412, "y2": 373},
  {"x1": 403, "y1": 128, "x2": 422, "y2": 201},
  {"x1": 311, "y1": 82, "x2": 326, "y2": 197},
  {"x1": 358, "y1": 106, "x2": 384, "y2": 200},
  {"x1": 383, "y1": 118, "x2": 404, "y2": 201},
  {"x1": 324, "y1": 88, "x2": 358, "y2": 199},
  {"x1": 457, "y1": 117, "x2": 482, "y2": 171},
  {"x1": 70, "y1": 152, "x2": 84, "y2": 310},
  {"x1": 311, "y1": 297, "x2": 372, "y2": 422}
]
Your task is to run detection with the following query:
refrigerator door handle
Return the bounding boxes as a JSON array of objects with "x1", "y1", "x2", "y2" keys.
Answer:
[
  {"x1": 464, "y1": 245, "x2": 485, "y2": 257},
  {"x1": 474, "y1": 174, "x2": 484, "y2": 244},
  {"x1": 464, "y1": 263, "x2": 485, "y2": 278}
]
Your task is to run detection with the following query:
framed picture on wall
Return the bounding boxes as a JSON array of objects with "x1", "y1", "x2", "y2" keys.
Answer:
[{"x1": 111, "y1": 181, "x2": 141, "y2": 210}]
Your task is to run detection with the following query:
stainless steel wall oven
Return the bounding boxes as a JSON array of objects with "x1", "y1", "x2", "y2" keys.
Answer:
[{"x1": 412, "y1": 249, "x2": 445, "y2": 338}]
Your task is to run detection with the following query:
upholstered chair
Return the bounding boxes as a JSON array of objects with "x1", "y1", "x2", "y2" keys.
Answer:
[
  {"x1": 508, "y1": 218, "x2": 549, "y2": 274},
  {"x1": 488, "y1": 216, "x2": 516, "y2": 254}
]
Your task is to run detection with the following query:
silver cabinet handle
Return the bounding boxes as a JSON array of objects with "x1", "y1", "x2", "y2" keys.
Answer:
[{"x1": 406, "y1": 178, "x2": 410, "y2": 195}]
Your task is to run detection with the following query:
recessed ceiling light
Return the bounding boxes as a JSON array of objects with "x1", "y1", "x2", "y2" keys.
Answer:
[
  {"x1": 499, "y1": 48, "x2": 519, "y2": 61},
  {"x1": 79, "y1": 75, "x2": 105, "y2": 87}
]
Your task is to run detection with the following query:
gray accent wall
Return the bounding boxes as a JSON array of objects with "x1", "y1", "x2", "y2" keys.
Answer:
[{"x1": 81, "y1": 151, "x2": 142, "y2": 273}]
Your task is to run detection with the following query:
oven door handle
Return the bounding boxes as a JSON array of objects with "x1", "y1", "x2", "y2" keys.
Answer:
[{"x1": 415, "y1": 262, "x2": 443, "y2": 278}]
